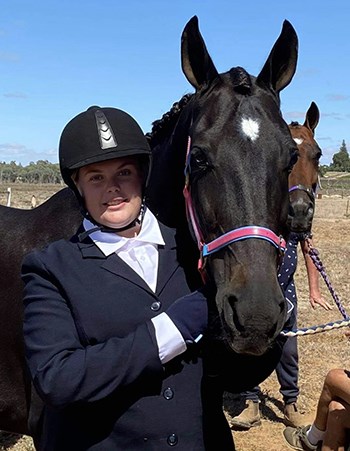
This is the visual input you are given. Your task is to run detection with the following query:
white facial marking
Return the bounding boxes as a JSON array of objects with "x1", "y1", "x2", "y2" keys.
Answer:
[
  {"x1": 241, "y1": 117, "x2": 260, "y2": 141},
  {"x1": 293, "y1": 137, "x2": 304, "y2": 146}
]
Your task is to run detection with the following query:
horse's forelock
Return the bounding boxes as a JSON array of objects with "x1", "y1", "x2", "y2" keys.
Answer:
[
  {"x1": 290, "y1": 121, "x2": 301, "y2": 127},
  {"x1": 229, "y1": 67, "x2": 252, "y2": 94}
]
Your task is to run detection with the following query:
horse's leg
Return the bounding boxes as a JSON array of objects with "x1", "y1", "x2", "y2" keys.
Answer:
[{"x1": 201, "y1": 371, "x2": 236, "y2": 450}]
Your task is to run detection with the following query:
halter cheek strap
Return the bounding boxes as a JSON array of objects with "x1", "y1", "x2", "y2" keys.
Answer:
[
  {"x1": 183, "y1": 135, "x2": 203, "y2": 246},
  {"x1": 183, "y1": 136, "x2": 286, "y2": 277}
]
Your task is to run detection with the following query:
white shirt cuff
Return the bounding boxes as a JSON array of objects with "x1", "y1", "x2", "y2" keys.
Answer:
[{"x1": 151, "y1": 312, "x2": 187, "y2": 364}]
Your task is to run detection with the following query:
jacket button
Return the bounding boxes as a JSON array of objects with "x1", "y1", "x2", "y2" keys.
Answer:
[
  {"x1": 163, "y1": 387, "x2": 174, "y2": 400},
  {"x1": 150, "y1": 301, "x2": 161, "y2": 311},
  {"x1": 167, "y1": 433, "x2": 178, "y2": 446}
]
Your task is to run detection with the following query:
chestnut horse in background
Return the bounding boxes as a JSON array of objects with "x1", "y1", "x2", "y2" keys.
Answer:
[{"x1": 288, "y1": 101, "x2": 322, "y2": 232}]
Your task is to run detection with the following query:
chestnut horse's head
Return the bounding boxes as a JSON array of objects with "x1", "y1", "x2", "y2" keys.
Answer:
[{"x1": 288, "y1": 102, "x2": 322, "y2": 232}]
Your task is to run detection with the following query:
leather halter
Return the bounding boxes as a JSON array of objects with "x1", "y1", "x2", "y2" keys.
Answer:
[{"x1": 183, "y1": 136, "x2": 287, "y2": 276}]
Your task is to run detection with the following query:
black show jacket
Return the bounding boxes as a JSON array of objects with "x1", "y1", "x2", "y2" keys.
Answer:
[{"x1": 22, "y1": 222, "x2": 233, "y2": 451}]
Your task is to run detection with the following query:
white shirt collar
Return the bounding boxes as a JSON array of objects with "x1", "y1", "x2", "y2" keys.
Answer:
[{"x1": 83, "y1": 208, "x2": 165, "y2": 256}]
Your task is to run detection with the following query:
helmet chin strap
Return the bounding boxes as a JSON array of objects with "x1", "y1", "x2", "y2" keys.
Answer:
[{"x1": 78, "y1": 202, "x2": 146, "y2": 242}]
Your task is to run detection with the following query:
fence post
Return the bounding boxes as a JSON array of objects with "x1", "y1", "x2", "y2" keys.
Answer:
[
  {"x1": 31, "y1": 195, "x2": 37, "y2": 209},
  {"x1": 6, "y1": 187, "x2": 11, "y2": 207}
]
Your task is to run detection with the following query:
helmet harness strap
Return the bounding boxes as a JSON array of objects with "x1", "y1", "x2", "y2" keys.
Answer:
[{"x1": 77, "y1": 201, "x2": 146, "y2": 242}]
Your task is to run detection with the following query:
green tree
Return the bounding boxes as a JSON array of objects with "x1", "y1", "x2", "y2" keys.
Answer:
[
  {"x1": 319, "y1": 164, "x2": 329, "y2": 177},
  {"x1": 0, "y1": 161, "x2": 62, "y2": 184},
  {"x1": 330, "y1": 140, "x2": 350, "y2": 171}
]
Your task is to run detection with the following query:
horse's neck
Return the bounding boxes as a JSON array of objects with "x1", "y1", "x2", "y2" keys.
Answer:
[
  {"x1": 147, "y1": 125, "x2": 201, "y2": 288},
  {"x1": 36, "y1": 188, "x2": 81, "y2": 228},
  {"x1": 147, "y1": 125, "x2": 188, "y2": 228}
]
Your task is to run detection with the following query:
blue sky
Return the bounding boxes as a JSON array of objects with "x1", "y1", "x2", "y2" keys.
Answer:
[{"x1": 1, "y1": 1, "x2": 349, "y2": 166}]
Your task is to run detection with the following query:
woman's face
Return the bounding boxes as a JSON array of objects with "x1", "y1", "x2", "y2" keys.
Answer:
[{"x1": 76, "y1": 157, "x2": 143, "y2": 236}]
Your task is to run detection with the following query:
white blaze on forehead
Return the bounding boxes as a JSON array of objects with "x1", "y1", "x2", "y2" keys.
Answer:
[
  {"x1": 241, "y1": 117, "x2": 260, "y2": 141},
  {"x1": 293, "y1": 137, "x2": 304, "y2": 146}
]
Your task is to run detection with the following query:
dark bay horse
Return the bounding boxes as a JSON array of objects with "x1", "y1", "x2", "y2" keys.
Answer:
[
  {"x1": 0, "y1": 16, "x2": 299, "y2": 441},
  {"x1": 0, "y1": 189, "x2": 81, "y2": 435},
  {"x1": 146, "y1": 16, "x2": 299, "y2": 357},
  {"x1": 288, "y1": 101, "x2": 321, "y2": 232}
]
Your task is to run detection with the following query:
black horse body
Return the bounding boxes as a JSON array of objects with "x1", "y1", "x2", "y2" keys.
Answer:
[{"x1": 0, "y1": 17, "x2": 299, "y2": 443}]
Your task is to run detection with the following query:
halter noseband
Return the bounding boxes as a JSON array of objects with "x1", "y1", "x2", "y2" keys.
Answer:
[
  {"x1": 183, "y1": 136, "x2": 286, "y2": 277},
  {"x1": 289, "y1": 184, "x2": 316, "y2": 201}
]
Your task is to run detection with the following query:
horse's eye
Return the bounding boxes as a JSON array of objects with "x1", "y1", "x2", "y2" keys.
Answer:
[
  {"x1": 190, "y1": 148, "x2": 211, "y2": 176},
  {"x1": 315, "y1": 149, "x2": 322, "y2": 161},
  {"x1": 287, "y1": 149, "x2": 299, "y2": 173}
]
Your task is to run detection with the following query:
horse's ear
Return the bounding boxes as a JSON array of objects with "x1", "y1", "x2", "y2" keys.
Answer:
[
  {"x1": 181, "y1": 16, "x2": 219, "y2": 90},
  {"x1": 303, "y1": 101, "x2": 320, "y2": 134},
  {"x1": 257, "y1": 20, "x2": 298, "y2": 94}
]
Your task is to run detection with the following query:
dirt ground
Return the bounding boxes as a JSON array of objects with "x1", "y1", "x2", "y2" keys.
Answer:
[{"x1": 0, "y1": 185, "x2": 349, "y2": 450}]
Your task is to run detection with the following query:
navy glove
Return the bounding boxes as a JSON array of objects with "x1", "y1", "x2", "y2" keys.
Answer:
[{"x1": 166, "y1": 287, "x2": 210, "y2": 344}]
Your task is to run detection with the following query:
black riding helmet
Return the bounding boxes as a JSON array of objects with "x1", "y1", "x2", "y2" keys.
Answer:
[
  {"x1": 59, "y1": 106, "x2": 152, "y2": 189},
  {"x1": 59, "y1": 106, "x2": 152, "y2": 234}
]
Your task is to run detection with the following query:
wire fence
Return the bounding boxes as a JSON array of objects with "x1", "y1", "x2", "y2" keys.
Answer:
[{"x1": 319, "y1": 177, "x2": 350, "y2": 198}]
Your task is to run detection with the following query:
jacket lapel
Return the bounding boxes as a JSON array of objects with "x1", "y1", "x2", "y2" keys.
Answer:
[
  {"x1": 101, "y1": 254, "x2": 154, "y2": 293},
  {"x1": 156, "y1": 223, "x2": 180, "y2": 296},
  {"x1": 77, "y1": 237, "x2": 153, "y2": 293},
  {"x1": 75, "y1": 221, "x2": 180, "y2": 296}
]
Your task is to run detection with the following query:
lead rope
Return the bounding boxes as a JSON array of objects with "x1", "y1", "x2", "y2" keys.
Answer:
[
  {"x1": 281, "y1": 238, "x2": 350, "y2": 337},
  {"x1": 307, "y1": 239, "x2": 349, "y2": 319}
]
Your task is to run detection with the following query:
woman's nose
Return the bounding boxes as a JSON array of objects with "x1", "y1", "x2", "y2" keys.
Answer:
[{"x1": 107, "y1": 178, "x2": 120, "y2": 192}]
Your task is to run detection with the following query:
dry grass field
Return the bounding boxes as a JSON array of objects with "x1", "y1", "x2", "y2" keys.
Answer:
[{"x1": 0, "y1": 184, "x2": 350, "y2": 450}]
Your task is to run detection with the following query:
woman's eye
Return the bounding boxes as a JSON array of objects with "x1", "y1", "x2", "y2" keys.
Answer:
[
  {"x1": 118, "y1": 169, "x2": 131, "y2": 176},
  {"x1": 90, "y1": 174, "x2": 103, "y2": 182}
]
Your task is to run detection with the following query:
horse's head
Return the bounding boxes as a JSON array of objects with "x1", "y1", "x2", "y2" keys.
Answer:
[
  {"x1": 177, "y1": 17, "x2": 299, "y2": 355},
  {"x1": 288, "y1": 102, "x2": 322, "y2": 232},
  {"x1": 146, "y1": 17, "x2": 299, "y2": 355}
]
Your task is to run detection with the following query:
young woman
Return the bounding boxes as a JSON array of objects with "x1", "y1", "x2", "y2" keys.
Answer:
[{"x1": 21, "y1": 106, "x2": 234, "y2": 450}]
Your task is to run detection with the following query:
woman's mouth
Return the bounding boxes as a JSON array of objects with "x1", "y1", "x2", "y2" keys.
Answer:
[{"x1": 104, "y1": 198, "x2": 127, "y2": 207}]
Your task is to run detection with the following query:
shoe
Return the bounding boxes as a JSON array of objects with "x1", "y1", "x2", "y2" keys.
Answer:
[
  {"x1": 284, "y1": 402, "x2": 307, "y2": 427},
  {"x1": 283, "y1": 425, "x2": 321, "y2": 450},
  {"x1": 229, "y1": 399, "x2": 261, "y2": 430}
]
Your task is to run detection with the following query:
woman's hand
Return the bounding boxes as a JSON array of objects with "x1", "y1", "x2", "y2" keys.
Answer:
[{"x1": 309, "y1": 292, "x2": 332, "y2": 311}]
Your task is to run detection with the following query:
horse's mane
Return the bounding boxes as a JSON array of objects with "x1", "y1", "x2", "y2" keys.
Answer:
[
  {"x1": 290, "y1": 121, "x2": 301, "y2": 127},
  {"x1": 146, "y1": 93, "x2": 193, "y2": 145}
]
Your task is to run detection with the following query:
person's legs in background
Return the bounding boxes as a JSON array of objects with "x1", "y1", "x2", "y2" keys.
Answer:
[
  {"x1": 229, "y1": 387, "x2": 262, "y2": 430},
  {"x1": 321, "y1": 399, "x2": 350, "y2": 451},
  {"x1": 275, "y1": 300, "x2": 305, "y2": 427}
]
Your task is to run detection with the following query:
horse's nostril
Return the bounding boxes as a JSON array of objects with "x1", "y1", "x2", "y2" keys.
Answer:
[
  {"x1": 227, "y1": 294, "x2": 237, "y2": 308},
  {"x1": 307, "y1": 206, "x2": 314, "y2": 216},
  {"x1": 226, "y1": 295, "x2": 245, "y2": 332},
  {"x1": 280, "y1": 300, "x2": 286, "y2": 314},
  {"x1": 268, "y1": 321, "x2": 278, "y2": 339}
]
